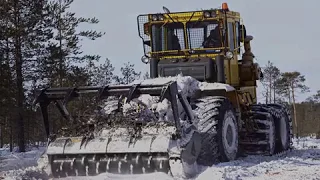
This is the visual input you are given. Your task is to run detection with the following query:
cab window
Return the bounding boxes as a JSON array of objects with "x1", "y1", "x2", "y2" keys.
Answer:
[
  {"x1": 235, "y1": 22, "x2": 240, "y2": 53},
  {"x1": 227, "y1": 22, "x2": 235, "y2": 51},
  {"x1": 151, "y1": 22, "x2": 185, "y2": 52}
]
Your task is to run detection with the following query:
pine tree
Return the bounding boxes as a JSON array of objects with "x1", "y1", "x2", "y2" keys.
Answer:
[
  {"x1": 91, "y1": 58, "x2": 115, "y2": 86},
  {"x1": 0, "y1": 61, "x2": 15, "y2": 149},
  {"x1": 40, "y1": 0, "x2": 105, "y2": 87},
  {"x1": 0, "y1": 0, "x2": 55, "y2": 152},
  {"x1": 261, "y1": 61, "x2": 281, "y2": 103},
  {"x1": 306, "y1": 90, "x2": 320, "y2": 138},
  {"x1": 306, "y1": 90, "x2": 320, "y2": 103},
  {"x1": 115, "y1": 62, "x2": 141, "y2": 84},
  {"x1": 277, "y1": 71, "x2": 309, "y2": 137},
  {"x1": 143, "y1": 71, "x2": 150, "y2": 80}
]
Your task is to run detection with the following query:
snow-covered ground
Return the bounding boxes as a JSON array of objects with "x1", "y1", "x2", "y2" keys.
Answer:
[
  {"x1": 1, "y1": 137, "x2": 320, "y2": 180},
  {"x1": 0, "y1": 146, "x2": 48, "y2": 179}
]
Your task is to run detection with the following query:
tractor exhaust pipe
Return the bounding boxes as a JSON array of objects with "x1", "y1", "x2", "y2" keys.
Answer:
[
  {"x1": 216, "y1": 55, "x2": 225, "y2": 83},
  {"x1": 150, "y1": 58, "x2": 159, "y2": 78}
]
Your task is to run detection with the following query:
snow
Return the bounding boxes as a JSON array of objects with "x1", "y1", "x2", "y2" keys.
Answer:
[
  {"x1": 1, "y1": 137, "x2": 320, "y2": 180},
  {"x1": 132, "y1": 74, "x2": 235, "y2": 95},
  {"x1": 45, "y1": 126, "x2": 178, "y2": 154},
  {"x1": 121, "y1": 74, "x2": 235, "y2": 125},
  {"x1": 0, "y1": 146, "x2": 48, "y2": 179},
  {"x1": 197, "y1": 137, "x2": 320, "y2": 180},
  {"x1": 99, "y1": 75, "x2": 232, "y2": 125},
  {"x1": 121, "y1": 75, "x2": 234, "y2": 124},
  {"x1": 47, "y1": 75, "x2": 205, "y2": 161},
  {"x1": 116, "y1": 75, "x2": 203, "y2": 156},
  {"x1": 0, "y1": 147, "x2": 46, "y2": 172}
]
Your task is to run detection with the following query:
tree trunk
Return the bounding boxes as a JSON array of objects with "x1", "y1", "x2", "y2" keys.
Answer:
[
  {"x1": 269, "y1": 76, "x2": 272, "y2": 103},
  {"x1": 317, "y1": 104, "x2": 320, "y2": 139},
  {"x1": 0, "y1": 120, "x2": 3, "y2": 148},
  {"x1": 14, "y1": 0, "x2": 25, "y2": 152},
  {"x1": 288, "y1": 88, "x2": 291, "y2": 104},
  {"x1": 291, "y1": 85, "x2": 298, "y2": 138},
  {"x1": 266, "y1": 89, "x2": 269, "y2": 104},
  {"x1": 273, "y1": 82, "x2": 276, "y2": 103},
  {"x1": 26, "y1": 116, "x2": 29, "y2": 146},
  {"x1": 10, "y1": 120, "x2": 13, "y2": 152},
  {"x1": 58, "y1": 0, "x2": 64, "y2": 88},
  {"x1": 300, "y1": 105, "x2": 305, "y2": 137}
]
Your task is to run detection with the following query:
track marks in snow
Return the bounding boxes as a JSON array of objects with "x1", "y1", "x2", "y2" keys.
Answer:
[{"x1": 197, "y1": 137, "x2": 320, "y2": 180}]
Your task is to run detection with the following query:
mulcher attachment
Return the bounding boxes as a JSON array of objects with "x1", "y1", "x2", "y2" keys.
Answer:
[{"x1": 33, "y1": 82, "x2": 201, "y2": 178}]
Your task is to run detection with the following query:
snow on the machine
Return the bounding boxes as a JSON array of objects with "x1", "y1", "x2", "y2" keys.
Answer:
[
  {"x1": 95, "y1": 75, "x2": 234, "y2": 156},
  {"x1": 117, "y1": 75, "x2": 233, "y2": 153},
  {"x1": 121, "y1": 74, "x2": 233, "y2": 123},
  {"x1": 131, "y1": 74, "x2": 235, "y2": 94}
]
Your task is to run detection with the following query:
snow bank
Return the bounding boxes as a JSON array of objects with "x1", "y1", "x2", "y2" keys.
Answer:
[
  {"x1": 293, "y1": 136, "x2": 320, "y2": 150},
  {"x1": 0, "y1": 146, "x2": 48, "y2": 179},
  {"x1": 0, "y1": 147, "x2": 46, "y2": 172}
]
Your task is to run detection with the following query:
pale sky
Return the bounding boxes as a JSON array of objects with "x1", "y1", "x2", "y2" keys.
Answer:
[{"x1": 70, "y1": 0, "x2": 319, "y2": 102}]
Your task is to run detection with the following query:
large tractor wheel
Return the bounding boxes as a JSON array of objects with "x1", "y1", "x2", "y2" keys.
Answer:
[
  {"x1": 193, "y1": 96, "x2": 239, "y2": 166},
  {"x1": 248, "y1": 104, "x2": 293, "y2": 155},
  {"x1": 266, "y1": 104, "x2": 292, "y2": 152},
  {"x1": 239, "y1": 108, "x2": 276, "y2": 156}
]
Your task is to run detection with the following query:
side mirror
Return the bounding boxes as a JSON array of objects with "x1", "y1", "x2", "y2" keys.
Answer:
[
  {"x1": 260, "y1": 71, "x2": 264, "y2": 80},
  {"x1": 239, "y1": 24, "x2": 247, "y2": 43},
  {"x1": 143, "y1": 40, "x2": 151, "y2": 46}
]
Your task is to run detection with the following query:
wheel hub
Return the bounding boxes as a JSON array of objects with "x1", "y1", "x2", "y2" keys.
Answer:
[
  {"x1": 226, "y1": 125, "x2": 233, "y2": 146},
  {"x1": 269, "y1": 117, "x2": 276, "y2": 154},
  {"x1": 280, "y1": 116, "x2": 288, "y2": 146},
  {"x1": 222, "y1": 110, "x2": 238, "y2": 158}
]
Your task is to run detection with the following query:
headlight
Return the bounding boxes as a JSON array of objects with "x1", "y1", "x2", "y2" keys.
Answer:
[
  {"x1": 189, "y1": 49, "x2": 195, "y2": 54},
  {"x1": 141, "y1": 55, "x2": 150, "y2": 64},
  {"x1": 204, "y1": 11, "x2": 211, "y2": 18},
  {"x1": 158, "y1": 14, "x2": 164, "y2": 20},
  {"x1": 211, "y1": 11, "x2": 216, "y2": 17},
  {"x1": 152, "y1": 15, "x2": 158, "y2": 21},
  {"x1": 225, "y1": 51, "x2": 233, "y2": 59}
]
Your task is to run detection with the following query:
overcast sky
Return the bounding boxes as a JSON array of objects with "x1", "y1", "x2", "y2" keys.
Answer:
[{"x1": 69, "y1": 0, "x2": 319, "y2": 102}]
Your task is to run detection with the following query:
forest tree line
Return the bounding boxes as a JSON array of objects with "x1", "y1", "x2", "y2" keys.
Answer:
[
  {"x1": 260, "y1": 61, "x2": 320, "y2": 138},
  {"x1": 0, "y1": 0, "x2": 144, "y2": 152},
  {"x1": 0, "y1": 0, "x2": 319, "y2": 152}
]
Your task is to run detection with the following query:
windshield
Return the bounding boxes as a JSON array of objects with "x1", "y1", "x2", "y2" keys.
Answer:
[
  {"x1": 186, "y1": 21, "x2": 222, "y2": 50},
  {"x1": 151, "y1": 22, "x2": 185, "y2": 52},
  {"x1": 150, "y1": 21, "x2": 223, "y2": 53}
]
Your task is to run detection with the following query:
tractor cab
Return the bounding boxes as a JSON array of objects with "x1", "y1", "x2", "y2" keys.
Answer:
[{"x1": 137, "y1": 3, "x2": 250, "y2": 86}]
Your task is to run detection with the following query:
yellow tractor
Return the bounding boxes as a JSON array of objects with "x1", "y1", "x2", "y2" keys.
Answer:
[{"x1": 34, "y1": 3, "x2": 292, "y2": 178}]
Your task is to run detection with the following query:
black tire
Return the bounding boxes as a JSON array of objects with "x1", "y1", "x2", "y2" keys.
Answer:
[
  {"x1": 239, "y1": 109, "x2": 276, "y2": 156},
  {"x1": 266, "y1": 104, "x2": 292, "y2": 152},
  {"x1": 193, "y1": 96, "x2": 239, "y2": 166}
]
